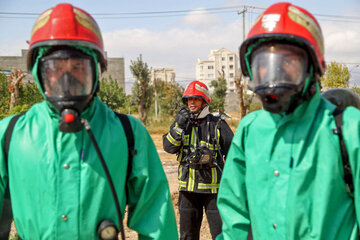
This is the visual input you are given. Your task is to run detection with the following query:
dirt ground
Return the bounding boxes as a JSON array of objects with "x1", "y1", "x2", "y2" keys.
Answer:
[{"x1": 123, "y1": 133, "x2": 212, "y2": 239}]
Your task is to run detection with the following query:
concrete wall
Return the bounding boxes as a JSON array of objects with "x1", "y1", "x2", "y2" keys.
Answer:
[{"x1": 101, "y1": 57, "x2": 125, "y2": 90}]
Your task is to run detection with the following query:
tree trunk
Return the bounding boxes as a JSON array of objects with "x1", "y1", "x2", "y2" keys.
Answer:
[{"x1": 9, "y1": 69, "x2": 26, "y2": 110}]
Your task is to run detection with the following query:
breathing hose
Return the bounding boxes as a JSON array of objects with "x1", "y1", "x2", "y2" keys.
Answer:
[{"x1": 82, "y1": 119, "x2": 125, "y2": 240}]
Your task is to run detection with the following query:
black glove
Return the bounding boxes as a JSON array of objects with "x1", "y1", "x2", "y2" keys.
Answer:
[{"x1": 175, "y1": 107, "x2": 190, "y2": 129}]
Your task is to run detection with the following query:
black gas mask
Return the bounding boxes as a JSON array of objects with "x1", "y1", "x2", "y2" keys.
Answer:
[
  {"x1": 249, "y1": 43, "x2": 309, "y2": 114},
  {"x1": 39, "y1": 49, "x2": 96, "y2": 132}
]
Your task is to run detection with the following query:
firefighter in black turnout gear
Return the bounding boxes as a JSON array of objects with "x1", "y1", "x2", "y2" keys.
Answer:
[{"x1": 163, "y1": 80, "x2": 234, "y2": 240}]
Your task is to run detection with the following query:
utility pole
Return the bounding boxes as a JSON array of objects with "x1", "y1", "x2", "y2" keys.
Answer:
[
  {"x1": 236, "y1": 7, "x2": 248, "y2": 118},
  {"x1": 238, "y1": 7, "x2": 247, "y2": 42},
  {"x1": 153, "y1": 69, "x2": 158, "y2": 120}
]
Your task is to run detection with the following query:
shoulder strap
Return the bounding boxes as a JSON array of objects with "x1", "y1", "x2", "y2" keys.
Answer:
[
  {"x1": 114, "y1": 112, "x2": 137, "y2": 196},
  {"x1": 332, "y1": 108, "x2": 353, "y2": 195},
  {"x1": 4, "y1": 113, "x2": 25, "y2": 172},
  {"x1": 4, "y1": 112, "x2": 25, "y2": 198}
]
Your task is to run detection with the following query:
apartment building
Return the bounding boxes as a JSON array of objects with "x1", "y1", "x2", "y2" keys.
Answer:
[
  {"x1": 150, "y1": 67, "x2": 176, "y2": 84},
  {"x1": 195, "y1": 48, "x2": 239, "y2": 93}
]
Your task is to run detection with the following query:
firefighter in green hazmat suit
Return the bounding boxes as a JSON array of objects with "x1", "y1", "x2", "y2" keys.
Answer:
[
  {"x1": 0, "y1": 3, "x2": 178, "y2": 240},
  {"x1": 217, "y1": 2, "x2": 360, "y2": 240}
]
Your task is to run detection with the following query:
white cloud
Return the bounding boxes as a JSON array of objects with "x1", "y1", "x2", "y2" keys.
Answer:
[
  {"x1": 178, "y1": 8, "x2": 223, "y2": 29},
  {"x1": 322, "y1": 20, "x2": 360, "y2": 63},
  {"x1": 102, "y1": 12, "x2": 243, "y2": 92}
]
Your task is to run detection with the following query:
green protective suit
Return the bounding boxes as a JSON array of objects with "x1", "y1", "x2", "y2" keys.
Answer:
[
  {"x1": 0, "y1": 98, "x2": 178, "y2": 240},
  {"x1": 217, "y1": 87, "x2": 360, "y2": 240}
]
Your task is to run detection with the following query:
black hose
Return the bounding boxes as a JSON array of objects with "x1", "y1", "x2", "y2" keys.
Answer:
[{"x1": 82, "y1": 119, "x2": 125, "y2": 240}]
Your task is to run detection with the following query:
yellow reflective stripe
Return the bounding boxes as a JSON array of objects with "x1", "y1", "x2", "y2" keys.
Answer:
[
  {"x1": 183, "y1": 135, "x2": 190, "y2": 146},
  {"x1": 212, "y1": 168, "x2": 218, "y2": 193},
  {"x1": 198, "y1": 183, "x2": 220, "y2": 189},
  {"x1": 179, "y1": 181, "x2": 187, "y2": 187},
  {"x1": 190, "y1": 127, "x2": 197, "y2": 150},
  {"x1": 199, "y1": 140, "x2": 220, "y2": 151},
  {"x1": 178, "y1": 149, "x2": 183, "y2": 162},
  {"x1": 212, "y1": 168, "x2": 217, "y2": 184},
  {"x1": 178, "y1": 165, "x2": 183, "y2": 179},
  {"x1": 187, "y1": 168, "x2": 195, "y2": 191},
  {"x1": 173, "y1": 123, "x2": 183, "y2": 135},
  {"x1": 166, "y1": 133, "x2": 181, "y2": 146}
]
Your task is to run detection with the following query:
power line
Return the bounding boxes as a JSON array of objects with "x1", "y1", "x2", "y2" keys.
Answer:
[{"x1": 1, "y1": 5, "x2": 360, "y2": 23}]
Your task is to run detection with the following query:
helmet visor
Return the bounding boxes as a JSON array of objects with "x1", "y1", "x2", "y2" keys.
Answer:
[
  {"x1": 250, "y1": 43, "x2": 308, "y2": 90},
  {"x1": 40, "y1": 57, "x2": 93, "y2": 97}
]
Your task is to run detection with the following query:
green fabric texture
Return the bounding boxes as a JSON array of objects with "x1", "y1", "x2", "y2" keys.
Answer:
[
  {"x1": 216, "y1": 89, "x2": 360, "y2": 240},
  {"x1": 0, "y1": 98, "x2": 178, "y2": 239}
]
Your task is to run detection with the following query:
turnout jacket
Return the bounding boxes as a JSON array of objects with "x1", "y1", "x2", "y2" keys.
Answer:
[
  {"x1": 217, "y1": 86, "x2": 360, "y2": 240},
  {"x1": 0, "y1": 97, "x2": 178, "y2": 240},
  {"x1": 163, "y1": 110, "x2": 233, "y2": 194}
]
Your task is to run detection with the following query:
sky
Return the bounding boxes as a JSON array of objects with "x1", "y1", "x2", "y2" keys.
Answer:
[{"x1": 1, "y1": 0, "x2": 360, "y2": 93}]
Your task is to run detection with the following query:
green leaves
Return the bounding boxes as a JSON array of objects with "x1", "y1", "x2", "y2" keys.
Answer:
[
  {"x1": 98, "y1": 75, "x2": 126, "y2": 112},
  {"x1": 130, "y1": 55, "x2": 153, "y2": 124},
  {"x1": 0, "y1": 72, "x2": 42, "y2": 120},
  {"x1": 210, "y1": 77, "x2": 227, "y2": 113},
  {"x1": 320, "y1": 61, "x2": 350, "y2": 89}
]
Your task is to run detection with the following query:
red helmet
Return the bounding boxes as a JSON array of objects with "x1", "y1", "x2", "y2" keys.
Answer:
[
  {"x1": 27, "y1": 3, "x2": 107, "y2": 72},
  {"x1": 240, "y1": 2, "x2": 325, "y2": 77},
  {"x1": 182, "y1": 81, "x2": 211, "y2": 104}
]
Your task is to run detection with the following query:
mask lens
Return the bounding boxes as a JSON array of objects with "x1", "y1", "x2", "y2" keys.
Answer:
[
  {"x1": 40, "y1": 58, "x2": 93, "y2": 97},
  {"x1": 250, "y1": 44, "x2": 308, "y2": 89}
]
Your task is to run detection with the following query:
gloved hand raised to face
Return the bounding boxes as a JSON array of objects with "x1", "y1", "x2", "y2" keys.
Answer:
[{"x1": 175, "y1": 107, "x2": 190, "y2": 129}]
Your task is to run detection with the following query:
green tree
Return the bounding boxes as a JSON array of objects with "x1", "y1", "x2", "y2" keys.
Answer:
[
  {"x1": 210, "y1": 77, "x2": 227, "y2": 113},
  {"x1": 320, "y1": 61, "x2": 350, "y2": 89},
  {"x1": 18, "y1": 82, "x2": 42, "y2": 106},
  {"x1": 0, "y1": 71, "x2": 10, "y2": 116},
  {"x1": 154, "y1": 80, "x2": 184, "y2": 117},
  {"x1": 98, "y1": 75, "x2": 127, "y2": 112},
  {"x1": 0, "y1": 71, "x2": 43, "y2": 120},
  {"x1": 130, "y1": 55, "x2": 153, "y2": 124}
]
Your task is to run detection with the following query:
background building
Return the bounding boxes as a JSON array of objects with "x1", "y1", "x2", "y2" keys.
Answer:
[
  {"x1": 150, "y1": 67, "x2": 176, "y2": 84},
  {"x1": 0, "y1": 50, "x2": 125, "y2": 89},
  {"x1": 195, "y1": 48, "x2": 239, "y2": 93}
]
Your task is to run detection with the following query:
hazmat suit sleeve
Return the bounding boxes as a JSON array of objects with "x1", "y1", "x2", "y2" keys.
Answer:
[
  {"x1": 216, "y1": 114, "x2": 258, "y2": 240},
  {"x1": 125, "y1": 116, "x2": 179, "y2": 240},
  {"x1": 342, "y1": 107, "x2": 360, "y2": 228},
  {"x1": 0, "y1": 116, "x2": 14, "y2": 215}
]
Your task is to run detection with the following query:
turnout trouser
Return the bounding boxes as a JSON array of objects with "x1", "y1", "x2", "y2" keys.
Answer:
[{"x1": 179, "y1": 191, "x2": 222, "y2": 240}]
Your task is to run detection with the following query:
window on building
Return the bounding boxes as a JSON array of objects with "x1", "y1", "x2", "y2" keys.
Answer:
[
  {"x1": 222, "y1": 57, "x2": 225, "y2": 61},
  {"x1": 229, "y1": 56, "x2": 234, "y2": 61},
  {"x1": 208, "y1": 65, "x2": 214, "y2": 69},
  {"x1": 230, "y1": 81, "x2": 234, "y2": 86},
  {"x1": 208, "y1": 74, "x2": 214, "y2": 78},
  {"x1": 229, "y1": 73, "x2": 234, "y2": 78},
  {"x1": 200, "y1": 66, "x2": 203, "y2": 70},
  {"x1": 229, "y1": 65, "x2": 234, "y2": 70},
  {"x1": 230, "y1": 89, "x2": 234, "y2": 93},
  {"x1": 222, "y1": 65, "x2": 226, "y2": 69},
  {"x1": 200, "y1": 74, "x2": 204, "y2": 78}
]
